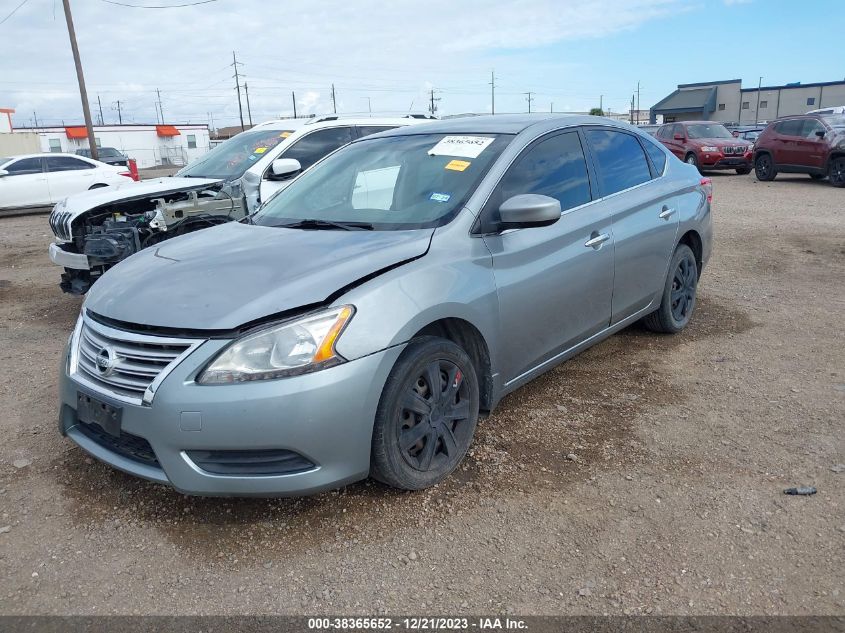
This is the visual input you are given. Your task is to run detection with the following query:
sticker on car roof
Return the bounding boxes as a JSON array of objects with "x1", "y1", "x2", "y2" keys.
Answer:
[{"x1": 428, "y1": 136, "x2": 494, "y2": 158}]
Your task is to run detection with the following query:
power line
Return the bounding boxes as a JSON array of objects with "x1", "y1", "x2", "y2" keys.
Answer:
[
  {"x1": 99, "y1": 0, "x2": 219, "y2": 8},
  {"x1": 0, "y1": 0, "x2": 30, "y2": 26}
]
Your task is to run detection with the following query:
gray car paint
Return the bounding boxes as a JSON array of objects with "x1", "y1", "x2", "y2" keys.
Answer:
[{"x1": 60, "y1": 114, "x2": 711, "y2": 495}]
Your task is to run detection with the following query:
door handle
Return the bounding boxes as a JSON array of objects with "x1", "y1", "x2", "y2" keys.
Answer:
[
  {"x1": 584, "y1": 233, "x2": 611, "y2": 249},
  {"x1": 659, "y1": 207, "x2": 676, "y2": 220}
]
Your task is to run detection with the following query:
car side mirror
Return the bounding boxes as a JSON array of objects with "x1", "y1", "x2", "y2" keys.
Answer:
[
  {"x1": 268, "y1": 158, "x2": 302, "y2": 181},
  {"x1": 815, "y1": 130, "x2": 826, "y2": 138},
  {"x1": 498, "y1": 194, "x2": 561, "y2": 229},
  {"x1": 673, "y1": 133, "x2": 685, "y2": 141},
  {"x1": 0, "y1": 169, "x2": 8, "y2": 178}
]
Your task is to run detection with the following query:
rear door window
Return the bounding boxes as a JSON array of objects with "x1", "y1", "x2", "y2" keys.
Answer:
[
  {"x1": 774, "y1": 120, "x2": 803, "y2": 136},
  {"x1": 585, "y1": 129, "x2": 652, "y2": 196},
  {"x1": 282, "y1": 126, "x2": 355, "y2": 171},
  {"x1": 641, "y1": 137, "x2": 667, "y2": 175},
  {"x1": 46, "y1": 156, "x2": 95, "y2": 172}
]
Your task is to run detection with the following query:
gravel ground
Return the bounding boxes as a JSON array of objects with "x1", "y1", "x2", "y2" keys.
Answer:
[{"x1": 0, "y1": 174, "x2": 842, "y2": 616}]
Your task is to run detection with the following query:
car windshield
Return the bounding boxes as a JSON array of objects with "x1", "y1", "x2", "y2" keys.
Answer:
[
  {"x1": 176, "y1": 127, "x2": 294, "y2": 180},
  {"x1": 686, "y1": 124, "x2": 734, "y2": 139},
  {"x1": 254, "y1": 132, "x2": 513, "y2": 231},
  {"x1": 99, "y1": 148, "x2": 121, "y2": 157}
]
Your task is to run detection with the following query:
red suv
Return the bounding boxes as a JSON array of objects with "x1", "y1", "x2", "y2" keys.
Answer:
[
  {"x1": 656, "y1": 121, "x2": 753, "y2": 174},
  {"x1": 753, "y1": 114, "x2": 845, "y2": 187}
]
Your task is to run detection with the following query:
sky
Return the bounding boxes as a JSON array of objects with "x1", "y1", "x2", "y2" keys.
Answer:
[{"x1": 1, "y1": 0, "x2": 843, "y2": 129}]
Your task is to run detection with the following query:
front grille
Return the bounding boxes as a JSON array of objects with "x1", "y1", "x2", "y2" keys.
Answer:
[
  {"x1": 722, "y1": 146, "x2": 746, "y2": 155},
  {"x1": 76, "y1": 421, "x2": 159, "y2": 467},
  {"x1": 72, "y1": 314, "x2": 199, "y2": 405},
  {"x1": 50, "y1": 209, "x2": 73, "y2": 240}
]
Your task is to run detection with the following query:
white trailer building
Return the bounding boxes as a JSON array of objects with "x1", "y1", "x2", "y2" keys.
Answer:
[{"x1": 21, "y1": 123, "x2": 211, "y2": 169}]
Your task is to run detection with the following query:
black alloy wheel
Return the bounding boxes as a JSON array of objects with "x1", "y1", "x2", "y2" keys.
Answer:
[{"x1": 371, "y1": 337, "x2": 479, "y2": 490}]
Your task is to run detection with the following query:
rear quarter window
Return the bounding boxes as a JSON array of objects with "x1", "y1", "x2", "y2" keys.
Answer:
[{"x1": 585, "y1": 129, "x2": 652, "y2": 196}]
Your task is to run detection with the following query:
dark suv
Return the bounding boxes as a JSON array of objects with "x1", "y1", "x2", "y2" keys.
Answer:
[
  {"x1": 753, "y1": 114, "x2": 845, "y2": 187},
  {"x1": 76, "y1": 147, "x2": 129, "y2": 166},
  {"x1": 656, "y1": 121, "x2": 752, "y2": 174}
]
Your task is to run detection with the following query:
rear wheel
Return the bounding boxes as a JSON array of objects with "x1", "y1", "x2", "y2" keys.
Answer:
[
  {"x1": 371, "y1": 337, "x2": 479, "y2": 490},
  {"x1": 754, "y1": 153, "x2": 777, "y2": 181},
  {"x1": 643, "y1": 244, "x2": 698, "y2": 334},
  {"x1": 829, "y1": 157, "x2": 845, "y2": 188}
]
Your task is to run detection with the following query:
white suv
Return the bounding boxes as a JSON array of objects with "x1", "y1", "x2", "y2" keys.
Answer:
[{"x1": 47, "y1": 116, "x2": 425, "y2": 294}]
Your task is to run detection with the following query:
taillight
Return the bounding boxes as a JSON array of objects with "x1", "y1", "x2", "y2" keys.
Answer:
[{"x1": 700, "y1": 177, "x2": 713, "y2": 203}]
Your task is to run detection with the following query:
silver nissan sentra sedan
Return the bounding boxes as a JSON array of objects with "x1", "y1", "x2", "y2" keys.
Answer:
[{"x1": 58, "y1": 114, "x2": 712, "y2": 496}]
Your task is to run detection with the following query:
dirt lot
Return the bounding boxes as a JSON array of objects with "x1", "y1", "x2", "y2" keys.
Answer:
[{"x1": 0, "y1": 174, "x2": 842, "y2": 616}]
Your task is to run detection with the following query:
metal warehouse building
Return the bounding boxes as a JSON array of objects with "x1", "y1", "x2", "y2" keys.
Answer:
[{"x1": 650, "y1": 79, "x2": 845, "y2": 125}]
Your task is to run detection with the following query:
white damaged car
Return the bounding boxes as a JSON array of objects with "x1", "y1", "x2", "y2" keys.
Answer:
[{"x1": 48, "y1": 116, "x2": 424, "y2": 293}]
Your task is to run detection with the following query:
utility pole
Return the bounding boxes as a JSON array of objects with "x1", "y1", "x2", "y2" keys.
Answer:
[
  {"x1": 291, "y1": 91, "x2": 297, "y2": 118},
  {"x1": 428, "y1": 88, "x2": 440, "y2": 116},
  {"x1": 599, "y1": 94, "x2": 603, "y2": 113},
  {"x1": 489, "y1": 70, "x2": 496, "y2": 115},
  {"x1": 631, "y1": 94, "x2": 635, "y2": 124},
  {"x1": 331, "y1": 84, "x2": 337, "y2": 114},
  {"x1": 636, "y1": 80, "x2": 641, "y2": 124},
  {"x1": 32, "y1": 111, "x2": 39, "y2": 127},
  {"x1": 97, "y1": 95, "x2": 104, "y2": 125},
  {"x1": 550, "y1": 103, "x2": 553, "y2": 113},
  {"x1": 755, "y1": 76, "x2": 762, "y2": 125},
  {"x1": 61, "y1": 0, "x2": 98, "y2": 160},
  {"x1": 113, "y1": 100, "x2": 122, "y2": 124},
  {"x1": 155, "y1": 88, "x2": 164, "y2": 124},
  {"x1": 244, "y1": 82, "x2": 253, "y2": 126},
  {"x1": 231, "y1": 51, "x2": 245, "y2": 131},
  {"x1": 365, "y1": 96, "x2": 372, "y2": 113},
  {"x1": 524, "y1": 92, "x2": 534, "y2": 113}
]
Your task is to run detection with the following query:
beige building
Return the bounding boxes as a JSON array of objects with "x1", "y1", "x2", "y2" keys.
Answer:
[{"x1": 650, "y1": 79, "x2": 845, "y2": 125}]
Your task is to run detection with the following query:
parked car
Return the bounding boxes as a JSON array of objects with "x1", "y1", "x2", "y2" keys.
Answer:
[
  {"x1": 76, "y1": 147, "x2": 129, "y2": 167},
  {"x1": 753, "y1": 114, "x2": 845, "y2": 186},
  {"x1": 0, "y1": 153, "x2": 132, "y2": 211},
  {"x1": 58, "y1": 114, "x2": 712, "y2": 496},
  {"x1": 730, "y1": 126, "x2": 764, "y2": 143},
  {"x1": 47, "y1": 116, "x2": 424, "y2": 294},
  {"x1": 806, "y1": 105, "x2": 845, "y2": 115},
  {"x1": 655, "y1": 121, "x2": 753, "y2": 174},
  {"x1": 637, "y1": 124, "x2": 661, "y2": 136}
]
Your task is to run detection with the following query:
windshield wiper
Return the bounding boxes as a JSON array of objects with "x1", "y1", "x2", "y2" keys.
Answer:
[{"x1": 273, "y1": 218, "x2": 374, "y2": 231}]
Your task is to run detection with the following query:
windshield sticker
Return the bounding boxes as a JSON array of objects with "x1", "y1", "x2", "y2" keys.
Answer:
[
  {"x1": 280, "y1": 131, "x2": 293, "y2": 138},
  {"x1": 254, "y1": 147, "x2": 268, "y2": 154},
  {"x1": 247, "y1": 155, "x2": 258, "y2": 161},
  {"x1": 430, "y1": 192, "x2": 451, "y2": 203},
  {"x1": 428, "y1": 135, "x2": 494, "y2": 158},
  {"x1": 445, "y1": 159, "x2": 471, "y2": 172}
]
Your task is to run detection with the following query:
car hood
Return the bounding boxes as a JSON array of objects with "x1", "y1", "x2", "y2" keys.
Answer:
[
  {"x1": 84, "y1": 222, "x2": 434, "y2": 331},
  {"x1": 58, "y1": 176, "x2": 223, "y2": 221}
]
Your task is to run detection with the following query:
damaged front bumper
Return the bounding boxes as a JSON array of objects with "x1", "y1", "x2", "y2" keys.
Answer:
[{"x1": 49, "y1": 242, "x2": 89, "y2": 270}]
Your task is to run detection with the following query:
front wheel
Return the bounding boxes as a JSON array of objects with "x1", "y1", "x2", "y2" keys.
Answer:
[
  {"x1": 829, "y1": 157, "x2": 845, "y2": 188},
  {"x1": 755, "y1": 153, "x2": 777, "y2": 181},
  {"x1": 370, "y1": 337, "x2": 479, "y2": 490},
  {"x1": 643, "y1": 244, "x2": 698, "y2": 334},
  {"x1": 685, "y1": 153, "x2": 700, "y2": 172}
]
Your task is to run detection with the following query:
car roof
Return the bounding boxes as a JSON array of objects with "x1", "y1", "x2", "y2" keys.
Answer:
[
  {"x1": 1, "y1": 152, "x2": 94, "y2": 161},
  {"x1": 370, "y1": 114, "x2": 637, "y2": 138}
]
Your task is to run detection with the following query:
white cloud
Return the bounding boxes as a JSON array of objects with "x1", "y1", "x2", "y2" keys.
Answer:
[{"x1": 0, "y1": 0, "x2": 683, "y2": 126}]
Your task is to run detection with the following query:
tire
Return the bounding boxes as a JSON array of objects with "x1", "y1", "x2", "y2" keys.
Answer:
[
  {"x1": 370, "y1": 336, "x2": 479, "y2": 490},
  {"x1": 829, "y1": 157, "x2": 845, "y2": 188},
  {"x1": 735, "y1": 167, "x2": 752, "y2": 175},
  {"x1": 754, "y1": 153, "x2": 777, "y2": 181},
  {"x1": 685, "y1": 153, "x2": 701, "y2": 172},
  {"x1": 809, "y1": 173, "x2": 825, "y2": 180},
  {"x1": 643, "y1": 244, "x2": 698, "y2": 334}
]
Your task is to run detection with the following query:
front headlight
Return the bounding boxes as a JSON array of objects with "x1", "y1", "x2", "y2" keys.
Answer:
[
  {"x1": 701, "y1": 146, "x2": 719, "y2": 152},
  {"x1": 197, "y1": 306, "x2": 355, "y2": 384}
]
